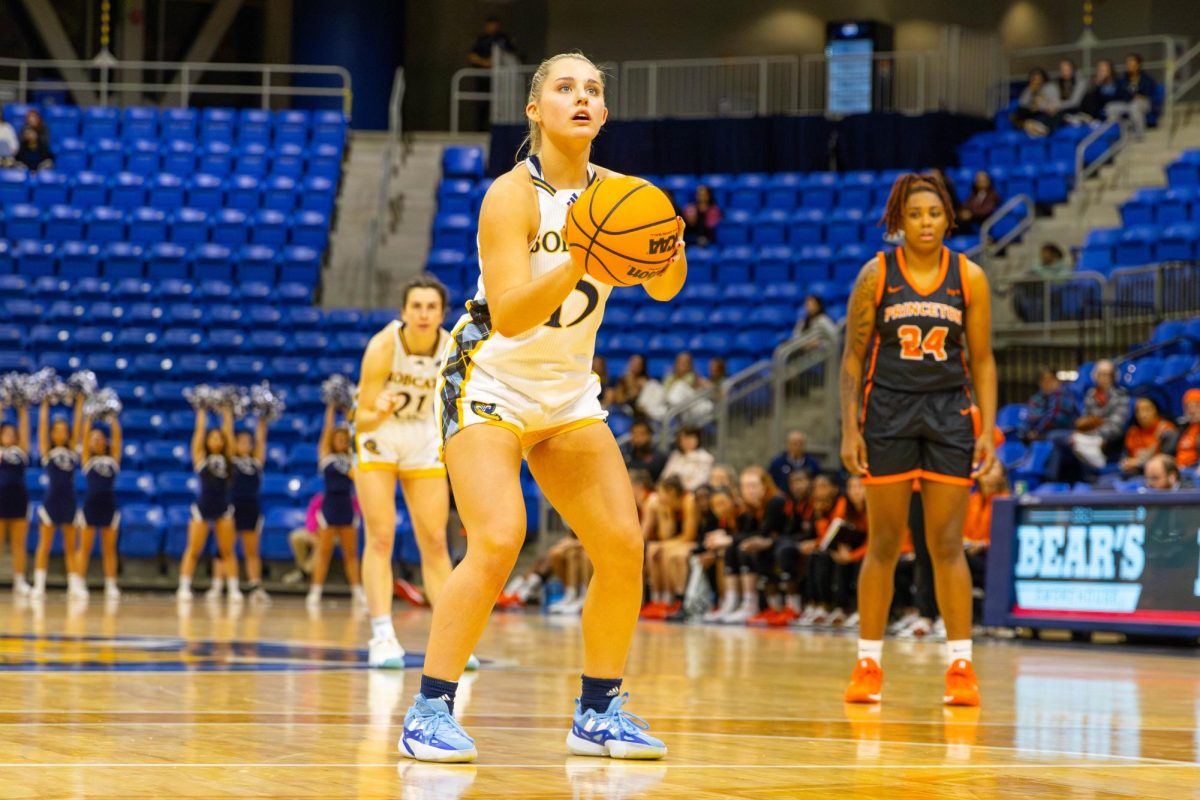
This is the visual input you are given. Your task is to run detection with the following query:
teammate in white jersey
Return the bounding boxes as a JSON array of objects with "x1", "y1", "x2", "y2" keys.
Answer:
[
  {"x1": 399, "y1": 52, "x2": 686, "y2": 764},
  {"x1": 354, "y1": 275, "x2": 458, "y2": 669}
]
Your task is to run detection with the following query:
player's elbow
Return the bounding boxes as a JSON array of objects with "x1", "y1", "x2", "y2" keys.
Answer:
[{"x1": 489, "y1": 305, "x2": 530, "y2": 338}]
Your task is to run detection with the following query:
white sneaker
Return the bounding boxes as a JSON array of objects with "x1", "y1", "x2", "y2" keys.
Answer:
[
  {"x1": 104, "y1": 584, "x2": 121, "y2": 601},
  {"x1": 704, "y1": 595, "x2": 739, "y2": 623},
  {"x1": 12, "y1": 578, "x2": 30, "y2": 597},
  {"x1": 176, "y1": 585, "x2": 193, "y2": 602},
  {"x1": 843, "y1": 612, "x2": 860, "y2": 629},
  {"x1": 888, "y1": 611, "x2": 919, "y2": 635},
  {"x1": 205, "y1": 585, "x2": 222, "y2": 602},
  {"x1": 793, "y1": 605, "x2": 820, "y2": 627},
  {"x1": 305, "y1": 589, "x2": 321, "y2": 608},
  {"x1": 368, "y1": 634, "x2": 406, "y2": 669},
  {"x1": 930, "y1": 618, "x2": 947, "y2": 641},
  {"x1": 352, "y1": 586, "x2": 368, "y2": 606},
  {"x1": 228, "y1": 586, "x2": 244, "y2": 604},
  {"x1": 30, "y1": 584, "x2": 45, "y2": 600},
  {"x1": 720, "y1": 603, "x2": 757, "y2": 624},
  {"x1": 68, "y1": 578, "x2": 89, "y2": 601},
  {"x1": 826, "y1": 609, "x2": 847, "y2": 628},
  {"x1": 465, "y1": 653, "x2": 481, "y2": 671},
  {"x1": 897, "y1": 617, "x2": 932, "y2": 639},
  {"x1": 249, "y1": 587, "x2": 270, "y2": 605}
]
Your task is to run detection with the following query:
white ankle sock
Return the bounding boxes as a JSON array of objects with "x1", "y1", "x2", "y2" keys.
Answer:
[
  {"x1": 105, "y1": 578, "x2": 117, "y2": 591},
  {"x1": 180, "y1": 576, "x2": 192, "y2": 590},
  {"x1": 947, "y1": 639, "x2": 973, "y2": 665},
  {"x1": 227, "y1": 577, "x2": 239, "y2": 593},
  {"x1": 308, "y1": 584, "x2": 322, "y2": 599},
  {"x1": 33, "y1": 569, "x2": 46, "y2": 590},
  {"x1": 210, "y1": 578, "x2": 224, "y2": 591},
  {"x1": 370, "y1": 615, "x2": 396, "y2": 640},
  {"x1": 857, "y1": 639, "x2": 883, "y2": 665}
]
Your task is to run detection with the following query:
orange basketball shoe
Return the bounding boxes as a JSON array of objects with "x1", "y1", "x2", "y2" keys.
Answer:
[
  {"x1": 943, "y1": 659, "x2": 981, "y2": 707},
  {"x1": 844, "y1": 658, "x2": 883, "y2": 704}
]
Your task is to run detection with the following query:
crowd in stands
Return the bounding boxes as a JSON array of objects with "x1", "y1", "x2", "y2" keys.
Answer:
[
  {"x1": 0, "y1": 108, "x2": 55, "y2": 171},
  {"x1": 1010, "y1": 54, "x2": 1159, "y2": 140}
]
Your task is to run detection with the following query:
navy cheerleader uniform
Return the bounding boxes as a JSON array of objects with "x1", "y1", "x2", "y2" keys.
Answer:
[
  {"x1": 231, "y1": 456, "x2": 263, "y2": 532},
  {"x1": 0, "y1": 446, "x2": 29, "y2": 520},
  {"x1": 193, "y1": 454, "x2": 233, "y2": 522},
  {"x1": 38, "y1": 447, "x2": 79, "y2": 526},
  {"x1": 319, "y1": 453, "x2": 356, "y2": 527},
  {"x1": 82, "y1": 455, "x2": 119, "y2": 528}
]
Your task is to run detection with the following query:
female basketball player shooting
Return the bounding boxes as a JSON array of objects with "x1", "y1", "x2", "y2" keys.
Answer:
[
  {"x1": 353, "y1": 275, "x2": 465, "y2": 669},
  {"x1": 840, "y1": 173, "x2": 996, "y2": 707},
  {"x1": 398, "y1": 52, "x2": 685, "y2": 763}
]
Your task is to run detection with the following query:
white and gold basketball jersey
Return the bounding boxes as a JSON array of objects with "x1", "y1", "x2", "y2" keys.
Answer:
[
  {"x1": 382, "y1": 321, "x2": 450, "y2": 423},
  {"x1": 467, "y1": 155, "x2": 611, "y2": 407}
]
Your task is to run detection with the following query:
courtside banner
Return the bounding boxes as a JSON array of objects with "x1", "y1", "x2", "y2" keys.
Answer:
[{"x1": 985, "y1": 492, "x2": 1200, "y2": 636}]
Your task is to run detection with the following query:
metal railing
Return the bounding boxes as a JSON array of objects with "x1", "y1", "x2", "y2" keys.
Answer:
[
  {"x1": 362, "y1": 67, "x2": 406, "y2": 306},
  {"x1": 621, "y1": 56, "x2": 797, "y2": 119},
  {"x1": 979, "y1": 193, "x2": 1036, "y2": 261},
  {"x1": 1076, "y1": 119, "x2": 1128, "y2": 183},
  {"x1": 996, "y1": 271, "x2": 1108, "y2": 329},
  {"x1": 0, "y1": 56, "x2": 352, "y2": 114},
  {"x1": 769, "y1": 326, "x2": 842, "y2": 462}
]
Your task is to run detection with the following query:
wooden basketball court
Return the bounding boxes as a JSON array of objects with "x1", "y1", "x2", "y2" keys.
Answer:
[{"x1": 0, "y1": 596, "x2": 1196, "y2": 799}]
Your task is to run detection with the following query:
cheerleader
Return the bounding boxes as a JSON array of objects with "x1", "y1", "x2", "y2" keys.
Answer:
[
  {"x1": 33, "y1": 394, "x2": 83, "y2": 599},
  {"x1": 76, "y1": 413, "x2": 122, "y2": 600},
  {"x1": 0, "y1": 402, "x2": 31, "y2": 596},
  {"x1": 231, "y1": 416, "x2": 269, "y2": 604},
  {"x1": 307, "y1": 401, "x2": 364, "y2": 607},
  {"x1": 177, "y1": 405, "x2": 241, "y2": 603}
]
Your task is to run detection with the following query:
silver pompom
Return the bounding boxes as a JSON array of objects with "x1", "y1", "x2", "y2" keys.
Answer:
[
  {"x1": 249, "y1": 381, "x2": 286, "y2": 421},
  {"x1": 24, "y1": 368, "x2": 59, "y2": 405},
  {"x1": 67, "y1": 370, "x2": 99, "y2": 399},
  {"x1": 183, "y1": 384, "x2": 218, "y2": 411},
  {"x1": 84, "y1": 388, "x2": 123, "y2": 421},
  {"x1": 321, "y1": 374, "x2": 355, "y2": 410},
  {"x1": 0, "y1": 373, "x2": 27, "y2": 406}
]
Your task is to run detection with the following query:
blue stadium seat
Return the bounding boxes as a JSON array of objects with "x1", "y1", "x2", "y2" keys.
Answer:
[
  {"x1": 102, "y1": 242, "x2": 145, "y2": 279},
  {"x1": 199, "y1": 141, "x2": 234, "y2": 177},
  {"x1": 166, "y1": 301, "x2": 203, "y2": 324},
  {"x1": 117, "y1": 504, "x2": 164, "y2": 558},
  {"x1": 114, "y1": 472, "x2": 156, "y2": 505},
  {"x1": 125, "y1": 138, "x2": 161, "y2": 176},
  {"x1": 129, "y1": 206, "x2": 168, "y2": 243},
  {"x1": 237, "y1": 109, "x2": 272, "y2": 147},
  {"x1": 312, "y1": 111, "x2": 347, "y2": 147},
  {"x1": 163, "y1": 506, "x2": 195, "y2": 558},
  {"x1": 251, "y1": 209, "x2": 288, "y2": 247},
  {"x1": 55, "y1": 137, "x2": 88, "y2": 173},
  {"x1": 147, "y1": 172, "x2": 186, "y2": 210},
  {"x1": 31, "y1": 170, "x2": 69, "y2": 206},
  {"x1": 88, "y1": 137, "x2": 124, "y2": 173},
  {"x1": 308, "y1": 144, "x2": 342, "y2": 181},
  {"x1": 1156, "y1": 223, "x2": 1199, "y2": 262},
  {"x1": 122, "y1": 106, "x2": 159, "y2": 140},
  {"x1": 193, "y1": 243, "x2": 234, "y2": 281},
  {"x1": 207, "y1": 328, "x2": 244, "y2": 354},
  {"x1": 119, "y1": 440, "x2": 144, "y2": 468},
  {"x1": 212, "y1": 208, "x2": 249, "y2": 246},
  {"x1": 196, "y1": 280, "x2": 235, "y2": 303},
  {"x1": 170, "y1": 207, "x2": 209, "y2": 246},
  {"x1": 156, "y1": 472, "x2": 198, "y2": 508},
  {"x1": 263, "y1": 175, "x2": 297, "y2": 212},
  {"x1": 82, "y1": 105, "x2": 120, "y2": 140},
  {"x1": 292, "y1": 211, "x2": 329, "y2": 249},
  {"x1": 276, "y1": 282, "x2": 312, "y2": 305},
  {"x1": 201, "y1": 107, "x2": 236, "y2": 143},
  {"x1": 240, "y1": 282, "x2": 272, "y2": 302},
  {"x1": 271, "y1": 143, "x2": 305, "y2": 179},
  {"x1": 299, "y1": 176, "x2": 335, "y2": 213},
  {"x1": 163, "y1": 139, "x2": 197, "y2": 175},
  {"x1": 262, "y1": 507, "x2": 307, "y2": 560},
  {"x1": 0, "y1": 169, "x2": 28, "y2": 204},
  {"x1": 85, "y1": 352, "x2": 131, "y2": 382},
  {"x1": 442, "y1": 146, "x2": 484, "y2": 179},
  {"x1": 237, "y1": 245, "x2": 278, "y2": 284},
  {"x1": 70, "y1": 170, "x2": 107, "y2": 207},
  {"x1": 0, "y1": 275, "x2": 27, "y2": 297},
  {"x1": 73, "y1": 326, "x2": 115, "y2": 352},
  {"x1": 184, "y1": 173, "x2": 222, "y2": 210},
  {"x1": 6, "y1": 204, "x2": 43, "y2": 239},
  {"x1": 274, "y1": 110, "x2": 310, "y2": 147},
  {"x1": 1115, "y1": 225, "x2": 1157, "y2": 267},
  {"x1": 0, "y1": 242, "x2": 12, "y2": 275},
  {"x1": 42, "y1": 206, "x2": 85, "y2": 245},
  {"x1": 227, "y1": 355, "x2": 266, "y2": 380},
  {"x1": 146, "y1": 243, "x2": 189, "y2": 280},
  {"x1": 14, "y1": 240, "x2": 56, "y2": 276},
  {"x1": 227, "y1": 173, "x2": 261, "y2": 211},
  {"x1": 45, "y1": 105, "x2": 82, "y2": 138},
  {"x1": 161, "y1": 107, "x2": 197, "y2": 141},
  {"x1": 108, "y1": 171, "x2": 147, "y2": 209},
  {"x1": 287, "y1": 442, "x2": 319, "y2": 473},
  {"x1": 279, "y1": 245, "x2": 319, "y2": 284}
]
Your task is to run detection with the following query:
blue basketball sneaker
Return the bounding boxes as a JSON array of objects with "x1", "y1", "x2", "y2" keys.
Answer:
[
  {"x1": 566, "y1": 693, "x2": 667, "y2": 759},
  {"x1": 398, "y1": 694, "x2": 478, "y2": 763}
]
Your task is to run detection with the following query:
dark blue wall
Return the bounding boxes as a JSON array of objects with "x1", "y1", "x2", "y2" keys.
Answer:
[{"x1": 291, "y1": 0, "x2": 405, "y2": 130}]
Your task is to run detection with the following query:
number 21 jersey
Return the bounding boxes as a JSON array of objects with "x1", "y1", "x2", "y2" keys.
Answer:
[{"x1": 867, "y1": 247, "x2": 970, "y2": 394}]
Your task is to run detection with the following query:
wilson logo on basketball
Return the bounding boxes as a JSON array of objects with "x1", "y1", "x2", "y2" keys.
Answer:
[
  {"x1": 647, "y1": 235, "x2": 675, "y2": 255},
  {"x1": 625, "y1": 266, "x2": 663, "y2": 281}
]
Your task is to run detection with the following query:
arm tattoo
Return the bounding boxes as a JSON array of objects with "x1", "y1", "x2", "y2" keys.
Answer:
[{"x1": 839, "y1": 263, "x2": 878, "y2": 423}]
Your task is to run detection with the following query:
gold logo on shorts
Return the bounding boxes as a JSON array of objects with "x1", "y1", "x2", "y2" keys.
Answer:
[
  {"x1": 363, "y1": 439, "x2": 381, "y2": 455},
  {"x1": 471, "y1": 401, "x2": 503, "y2": 422}
]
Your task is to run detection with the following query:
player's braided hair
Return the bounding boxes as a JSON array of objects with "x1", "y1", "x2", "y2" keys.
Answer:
[{"x1": 879, "y1": 172, "x2": 958, "y2": 237}]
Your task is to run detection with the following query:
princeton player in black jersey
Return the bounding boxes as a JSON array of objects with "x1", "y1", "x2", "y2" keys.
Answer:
[{"x1": 840, "y1": 172, "x2": 996, "y2": 708}]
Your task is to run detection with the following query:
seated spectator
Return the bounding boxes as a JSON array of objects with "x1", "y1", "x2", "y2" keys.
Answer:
[
  {"x1": 705, "y1": 356, "x2": 727, "y2": 387},
  {"x1": 793, "y1": 294, "x2": 838, "y2": 339},
  {"x1": 822, "y1": 475, "x2": 869, "y2": 628},
  {"x1": 1054, "y1": 59, "x2": 1088, "y2": 118},
  {"x1": 1010, "y1": 68, "x2": 1062, "y2": 136},
  {"x1": 1046, "y1": 360, "x2": 1126, "y2": 482},
  {"x1": 682, "y1": 185, "x2": 721, "y2": 246},
  {"x1": 708, "y1": 463, "x2": 737, "y2": 494},
  {"x1": 958, "y1": 171, "x2": 1002, "y2": 232},
  {"x1": 1174, "y1": 389, "x2": 1200, "y2": 469},
  {"x1": 622, "y1": 419, "x2": 667, "y2": 482},
  {"x1": 699, "y1": 487, "x2": 743, "y2": 622},
  {"x1": 1078, "y1": 59, "x2": 1121, "y2": 121},
  {"x1": 1105, "y1": 53, "x2": 1158, "y2": 140},
  {"x1": 733, "y1": 466, "x2": 789, "y2": 625},
  {"x1": 1021, "y1": 368, "x2": 1078, "y2": 442},
  {"x1": 1121, "y1": 396, "x2": 1178, "y2": 478},
  {"x1": 964, "y1": 461, "x2": 1009, "y2": 618},
  {"x1": 768, "y1": 429, "x2": 821, "y2": 490},
  {"x1": 15, "y1": 125, "x2": 52, "y2": 171},
  {"x1": 610, "y1": 353, "x2": 650, "y2": 415},
  {"x1": 545, "y1": 533, "x2": 590, "y2": 615},
  {"x1": 663, "y1": 351, "x2": 702, "y2": 404},
  {"x1": 22, "y1": 108, "x2": 50, "y2": 150},
  {"x1": 797, "y1": 473, "x2": 841, "y2": 626},
  {"x1": 283, "y1": 492, "x2": 325, "y2": 583},
  {"x1": 660, "y1": 425, "x2": 714, "y2": 492},
  {"x1": 0, "y1": 118, "x2": 16, "y2": 166},
  {"x1": 1143, "y1": 453, "x2": 1186, "y2": 491},
  {"x1": 1031, "y1": 243, "x2": 1072, "y2": 279},
  {"x1": 774, "y1": 470, "x2": 818, "y2": 620},
  {"x1": 641, "y1": 476, "x2": 697, "y2": 619}
]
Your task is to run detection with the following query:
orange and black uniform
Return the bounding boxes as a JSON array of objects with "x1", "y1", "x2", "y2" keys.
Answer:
[{"x1": 862, "y1": 247, "x2": 975, "y2": 486}]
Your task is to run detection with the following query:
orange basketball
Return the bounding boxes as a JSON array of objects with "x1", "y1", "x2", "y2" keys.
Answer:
[{"x1": 565, "y1": 175, "x2": 678, "y2": 287}]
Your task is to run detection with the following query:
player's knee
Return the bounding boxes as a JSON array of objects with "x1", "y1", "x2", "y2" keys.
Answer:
[
  {"x1": 927, "y1": 532, "x2": 966, "y2": 564},
  {"x1": 469, "y1": 522, "x2": 525, "y2": 573},
  {"x1": 867, "y1": 529, "x2": 905, "y2": 563},
  {"x1": 592, "y1": 526, "x2": 643, "y2": 573}
]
